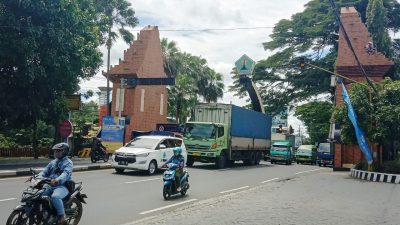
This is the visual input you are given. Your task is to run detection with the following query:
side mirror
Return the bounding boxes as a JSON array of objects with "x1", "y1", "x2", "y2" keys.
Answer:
[{"x1": 159, "y1": 144, "x2": 166, "y2": 149}]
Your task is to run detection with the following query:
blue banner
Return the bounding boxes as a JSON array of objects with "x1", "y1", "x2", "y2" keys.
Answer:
[{"x1": 341, "y1": 82, "x2": 373, "y2": 165}]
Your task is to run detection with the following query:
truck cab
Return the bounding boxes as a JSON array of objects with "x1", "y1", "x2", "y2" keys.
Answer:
[
  {"x1": 183, "y1": 122, "x2": 228, "y2": 167},
  {"x1": 270, "y1": 141, "x2": 293, "y2": 165},
  {"x1": 317, "y1": 142, "x2": 334, "y2": 167}
]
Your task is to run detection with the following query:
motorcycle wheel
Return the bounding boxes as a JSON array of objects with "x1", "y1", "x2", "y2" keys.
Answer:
[
  {"x1": 163, "y1": 186, "x2": 171, "y2": 200},
  {"x1": 103, "y1": 154, "x2": 109, "y2": 162},
  {"x1": 6, "y1": 210, "x2": 31, "y2": 225},
  {"x1": 90, "y1": 154, "x2": 97, "y2": 163},
  {"x1": 65, "y1": 198, "x2": 83, "y2": 225}
]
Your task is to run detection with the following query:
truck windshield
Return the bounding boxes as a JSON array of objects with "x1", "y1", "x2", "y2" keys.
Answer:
[
  {"x1": 272, "y1": 145, "x2": 287, "y2": 151},
  {"x1": 184, "y1": 123, "x2": 216, "y2": 139},
  {"x1": 318, "y1": 143, "x2": 331, "y2": 153}
]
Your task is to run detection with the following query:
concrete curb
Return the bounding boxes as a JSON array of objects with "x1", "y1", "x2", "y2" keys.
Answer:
[
  {"x1": 0, "y1": 164, "x2": 112, "y2": 179},
  {"x1": 350, "y1": 168, "x2": 400, "y2": 184}
]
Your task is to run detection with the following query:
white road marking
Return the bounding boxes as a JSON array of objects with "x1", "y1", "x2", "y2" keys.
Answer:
[
  {"x1": 0, "y1": 198, "x2": 17, "y2": 202},
  {"x1": 139, "y1": 199, "x2": 198, "y2": 215},
  {"x1": 125, "y1": 178, "x2": 161, "y2": 184},
  {"x1": 219, "y1": 186, "x2": 249, "y2": 194},
  {"x1": 295, "y1": 168, "x2": 323, "y2": 175},
  {"x1": 261, "y1": 177, "x2": 279, "y2": 184}
]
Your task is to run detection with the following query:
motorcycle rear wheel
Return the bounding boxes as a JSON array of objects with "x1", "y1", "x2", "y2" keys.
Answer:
[{"x1": 103, "y1": 154, "x2": 109, "y2": 162}]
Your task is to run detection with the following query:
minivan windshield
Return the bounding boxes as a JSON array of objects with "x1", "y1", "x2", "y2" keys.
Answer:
[
  {"x1": 272, "y1": 145, "x2": 288, "y2": 151},
  {"x1": 125, "y1": 137, "x2": 157, "y2": 149},
  {"x1": 184, "y1": 123, "x2": 216, "y2": 139},
  {"x1": 297, "y1": 146, "x2": 312, "y2": 154}
]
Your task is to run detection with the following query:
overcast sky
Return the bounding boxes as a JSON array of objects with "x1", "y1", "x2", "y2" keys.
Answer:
[{"x1": 79, "y1": 0, "x2": 311, "y2": 135}]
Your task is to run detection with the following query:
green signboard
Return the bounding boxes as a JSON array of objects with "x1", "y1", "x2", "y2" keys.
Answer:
[{"x1": 235, "y1": 54, "x2": 256, "y2": 75}]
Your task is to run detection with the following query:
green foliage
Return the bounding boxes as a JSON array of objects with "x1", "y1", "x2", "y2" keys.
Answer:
[
  {"x1": 355, "y1": 160, "x2": 400, "y2": 174},
  {"x1": 161, "y1": 38, "x2": 224, "y2": 123},
  {"x1": 334, "y1": 79, "x2": 400, "y2": 145},
  {"x1": 96, "y1": 0, "x2": 139, "y2": 48},
  {"x1": 0, "y1": 0, "x2": 103, "y2": 134},
  {"x1": 366, "y1": 0, "x2": 392, "y2": 57},
  {"x1": 229, "y1": 0, "x2": 400, "y2": 115},
  {"x1": 295, "y1": 101, "x2": 333, "y2": 144},
  {"x1": 71, "y1": 101, "x2": 99, "y2": 133}
]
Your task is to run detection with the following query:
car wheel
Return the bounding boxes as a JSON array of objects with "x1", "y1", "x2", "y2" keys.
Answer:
[
  {"x1": 115, "y1": 168, "x2": 124, "y2": 174},
  {"x1": 147, "y1": 160, "x2": 157, "y2": 175}
]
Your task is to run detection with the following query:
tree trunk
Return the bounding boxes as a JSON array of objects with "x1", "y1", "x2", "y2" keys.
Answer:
[{"x1": 33, "y1": 119, "x2": 38, "y2": 159}]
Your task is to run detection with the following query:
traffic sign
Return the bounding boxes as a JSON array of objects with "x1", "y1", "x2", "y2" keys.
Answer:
[
  {"x1": 235, "y1": 54, "x2": 256, "y2": 75},
  {"x1": 58, "y1": 120, "x2": 72, "y2": 138}
]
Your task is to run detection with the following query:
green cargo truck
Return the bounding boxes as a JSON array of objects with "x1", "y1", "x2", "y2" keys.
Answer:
[{"x1": 184, "y1": 103, "x2": 272, "y2": 169}]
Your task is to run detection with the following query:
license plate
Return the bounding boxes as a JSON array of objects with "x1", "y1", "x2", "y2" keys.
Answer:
[
  {"x1": 118, "y1": 161, "x2": 128, "y2": 165},
  {"x1": 192, "y1": 152, "x2": 200, "y2": 156}
]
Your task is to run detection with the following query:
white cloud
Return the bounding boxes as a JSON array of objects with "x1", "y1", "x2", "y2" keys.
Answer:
[{"x1": 79, "y1": 0, "x2": 309, "y2": 131}]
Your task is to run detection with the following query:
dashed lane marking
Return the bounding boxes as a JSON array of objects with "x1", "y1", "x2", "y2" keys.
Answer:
[
  {"x1": 261, "y1": 177, "x2": 279, "y2": 184},
  {"x1": 0, "y1": 198, "x2": 17, "y2": 202},
  {"x1": 139, "y1": 199, "x2": 198, "y2": 215},
  {"x1": 295, "y1": 168, "x2": 324, "y2": 175},
  {"x1": 219, "y1": 186, "x2": 249, "y2": 194},
  {"x1": 125, "y1": 178, "x2": 162, "y2": 184}
]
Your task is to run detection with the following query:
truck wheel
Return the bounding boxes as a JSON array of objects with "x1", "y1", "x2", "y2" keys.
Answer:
[
  {"x1": 216, "y1": 152, "x2": 226, "y2": 169},
  {"x1": 186, "y1": 156, "x2": 194, "y2": 167},
  {"x1": 254, "y1": 152, "x2": 261, "y2": 165}
]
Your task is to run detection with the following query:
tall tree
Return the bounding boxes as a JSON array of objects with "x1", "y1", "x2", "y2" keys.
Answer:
[
  {"x1": 96, "y1": 0, "x2": 138, "y2": 116},
  {"x1": 366, "y1": 0, "x2": 392, "y2": 57},
  {"x1": 161, "y1": 39, "x2": 224, "y2": 122},
  {"x1": 229, "y1": 0, "x2": 400, "y2": 116},
  {"x1": 0, "y1": 0, "x2": 103, "y2": 157},
  {"x1": 294, "y1": 101, "x2": 333, "y2": 144}
]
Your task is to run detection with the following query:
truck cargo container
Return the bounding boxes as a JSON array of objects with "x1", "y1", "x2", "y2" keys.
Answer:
[{"x1": 184, "y1": 103, "x2": 272, "y2": 168}]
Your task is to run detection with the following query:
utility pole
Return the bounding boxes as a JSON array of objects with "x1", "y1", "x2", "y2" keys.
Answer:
[{"x1": 118, "y1": 78, "x2": 127, "y2": 120}]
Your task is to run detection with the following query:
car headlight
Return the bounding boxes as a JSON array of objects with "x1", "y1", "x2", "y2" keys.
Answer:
[{"x1": 136, "y1": 153, "x2": 150, "y2": 157}]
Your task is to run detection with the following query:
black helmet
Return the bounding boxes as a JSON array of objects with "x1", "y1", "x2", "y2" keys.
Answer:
[{"x1": 52, "y1": 142, "x2": 69, "y2": 158}]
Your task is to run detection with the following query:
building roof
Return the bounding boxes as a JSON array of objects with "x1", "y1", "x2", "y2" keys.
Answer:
[
  {"x1": 336, "y1": 7, "x2": 393, "y2": 77},
  {"x1": 104, "y1": 26, "x2": 166, "y2": 80}
]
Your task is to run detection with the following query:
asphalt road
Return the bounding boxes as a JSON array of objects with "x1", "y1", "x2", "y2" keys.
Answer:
[{"x1": 0, "y1": 162, "x2": 330, "y2": 225}]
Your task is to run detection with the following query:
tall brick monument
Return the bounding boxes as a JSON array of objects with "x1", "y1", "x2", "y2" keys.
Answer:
[
  {"x1": 104, "y1": 26, "x2": 168, "y2": 142},
  {"x1": 334, "y1": 7, "x2": 394, "y2": 169}
]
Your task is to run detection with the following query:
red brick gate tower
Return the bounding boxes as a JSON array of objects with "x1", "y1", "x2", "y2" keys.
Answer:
[
  {"x1": 334, "y1": 7, "x2": 394, "y2": 169},
  {"x1": 105, "y1": 26, "x2": 168, "y2": 142}
]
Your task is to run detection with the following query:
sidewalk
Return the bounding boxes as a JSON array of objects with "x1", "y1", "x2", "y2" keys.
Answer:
[{"x1": 0, "y1": 157, "x2": 111, "y2": 178}]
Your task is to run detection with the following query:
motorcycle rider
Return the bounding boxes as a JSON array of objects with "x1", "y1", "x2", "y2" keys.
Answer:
[
  {"x1": 163, "y1": 147, "x2": 185, "y2": 192},
  {"x1": 92, "y1": 137, "x2": 106, "y2": 156},
  {"x1": 39, "y1": 143, "x2": 73, "y2": 225}
]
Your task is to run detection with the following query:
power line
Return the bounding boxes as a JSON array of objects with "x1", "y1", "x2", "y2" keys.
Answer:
[{"x1": 0, "y1": 25, "x2": 274, "y2": 32}]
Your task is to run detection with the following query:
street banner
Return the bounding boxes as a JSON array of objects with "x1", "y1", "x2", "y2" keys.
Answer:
[
  {"x1": 101, "y1": 116, "x2": 124, "y2": 153},
  {"x1": 341, "y1": 82, "x2": 373, "y2": 165}
]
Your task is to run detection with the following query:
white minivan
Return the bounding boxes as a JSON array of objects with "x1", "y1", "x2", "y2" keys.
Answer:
[{"x1": 111, "y1": 135, "x2": 187, "y2": 175}]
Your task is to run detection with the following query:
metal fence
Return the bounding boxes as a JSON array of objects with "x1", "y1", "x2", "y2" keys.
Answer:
[{"x1": 0, "y1": 148, "x2": 49, "y2": 157}]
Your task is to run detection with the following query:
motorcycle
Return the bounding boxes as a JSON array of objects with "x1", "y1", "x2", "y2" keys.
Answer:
[
  {"x1": 90, "y1": 147, "x2": 109, "y2": 163},
  {"x1": 6, "y1": 169, "x2": 88, "y2": 225},
  {"x1": 162, "y1": 163, "x2": 190, "y2": 200}
]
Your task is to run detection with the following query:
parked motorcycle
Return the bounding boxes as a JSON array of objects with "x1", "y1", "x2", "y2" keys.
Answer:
[
  {"x1": 162, "y1": 163, "x2": 190, "y2": 200},
  {"x1": 6, "y1": 169, "x2": 87, "y2": 225},
  {"x1": 90, "y1": 147, "x2": 109, "y2": 163}
]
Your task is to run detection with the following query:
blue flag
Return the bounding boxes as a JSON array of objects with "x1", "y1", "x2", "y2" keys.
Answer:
[{"x1": 341, "y1": 82, "x2": 373, "y2": 165}]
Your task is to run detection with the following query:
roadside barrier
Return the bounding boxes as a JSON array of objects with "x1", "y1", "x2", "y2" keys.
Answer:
[{"x1": 350, "y1": 168, "x2": 400, "y2": 184}]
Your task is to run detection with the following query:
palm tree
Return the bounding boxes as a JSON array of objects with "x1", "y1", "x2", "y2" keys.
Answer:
[
  {"x1": 161, "y1": 38, "x2": 181, "y2": 77},
  {"x1": 97, "y1": 0, "x2": 139, "y2": 115}
]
